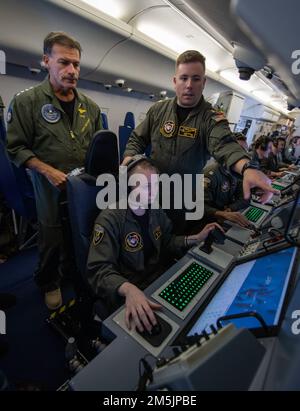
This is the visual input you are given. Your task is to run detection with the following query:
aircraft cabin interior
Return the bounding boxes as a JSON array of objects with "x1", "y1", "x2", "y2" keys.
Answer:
[{"x1": 1, "y1": 0, "x2": 300, "y2": 393}]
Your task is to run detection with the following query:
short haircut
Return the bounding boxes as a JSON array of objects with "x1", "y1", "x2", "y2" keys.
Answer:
[
  {"x1": 43, "y1": 31, "x2": 82, "y2": 56},
  {"x1": 129, "y1": 160, "x2": 159, "y2": 178},
  {"x1": 274, "y1": 136, "x2": 286, "y2": 145},
  {"x1": 176, "y1": 50, "x2": 206, "y2": 71},
  {"x1": 255, "y1": 135, "x2": 272, "y2": 150}
]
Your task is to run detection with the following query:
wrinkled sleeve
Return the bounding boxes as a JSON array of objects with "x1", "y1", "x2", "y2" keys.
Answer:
[
  {"x1": 86, "y1": 212, "x2": 127, "y2": 306},
  {"x1": 204, "y1": 112, "x2": 250, "y2": 169},
  {"x1": 203, "y1": 175, "x2": 219, "y2": 216},
  {"x1": 228, "y1": 180, "x2": 249, "y2": 211},
  {"x1": 6, "y1": 95, "x2": 35, "y2": 167}
]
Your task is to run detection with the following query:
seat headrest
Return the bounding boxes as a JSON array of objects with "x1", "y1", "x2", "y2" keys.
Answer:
[{"x1": 85, "y1": 130, "x2": 119, "y2": 177}]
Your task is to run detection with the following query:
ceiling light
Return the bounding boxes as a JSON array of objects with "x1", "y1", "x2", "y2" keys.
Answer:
[{"x1": 81, "y1": 0, "x2": 123, "y2": 19}]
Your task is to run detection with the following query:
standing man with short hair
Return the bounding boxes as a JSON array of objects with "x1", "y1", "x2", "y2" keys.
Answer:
[
  {"x1": 123, "y1": 50, "x2": 277, "y2": 230},
  {"x1": 6, "y1": 32, "x2": 102, "y2": 309}
]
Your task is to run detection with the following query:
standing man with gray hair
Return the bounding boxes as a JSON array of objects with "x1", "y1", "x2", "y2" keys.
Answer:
[{"x1": 6, "y1": 32, "x2": 102, "y2": 309}]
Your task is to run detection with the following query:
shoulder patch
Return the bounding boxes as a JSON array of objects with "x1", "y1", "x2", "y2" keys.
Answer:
[
  {"x1": 153, "y1": 226, "x2": 162, "y2": 241},
  {"x1": 6, "y1": 107, "x2": 13, "y2": 123},
  {"x1": 93, "y1": 224, "x2": 105, "y2": 246}
]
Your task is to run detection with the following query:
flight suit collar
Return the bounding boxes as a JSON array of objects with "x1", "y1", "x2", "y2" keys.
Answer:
[
  {"x1": 172, "y1": 95, "x2": 206, "y2": 117},
  {"x1": 124, "y1": 207, "x2": 161, "y2": 252},
  {"x1": 40, "y1": 77, "x2": 90, "y2": 131},
  {"x1": 39, "y1": 77, "x2": 86, "y2": 111}
]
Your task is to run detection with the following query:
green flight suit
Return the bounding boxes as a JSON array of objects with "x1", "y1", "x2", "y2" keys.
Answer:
[
  {"x1": 86, "y1": 206, "x2": 186, "y2": 312},
  {"x1": 124, "y1": 97, "x2": 249, "y2": 232},
  {"x1": 6, "y1": 78, "x2": 102, "y2": 290},
  {"x1": 124, "y1": 97, "x2": 249, "y2": 175},
  {"x1": 203, "y1": 162, "x2": 249, "y2": 217}
]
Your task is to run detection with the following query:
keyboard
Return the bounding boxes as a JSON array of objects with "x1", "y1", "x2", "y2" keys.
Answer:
[
  {"x1": 158, "y1": 262, "x2": 214, "y2": 312},
  {"x1": 244, "y1": 207, "x2": 266, "y2": 223}
]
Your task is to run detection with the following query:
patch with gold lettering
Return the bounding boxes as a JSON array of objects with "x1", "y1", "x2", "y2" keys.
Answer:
[
  {"x1": 178, "y1": 126, "x2": 198, "y2": 138},
  {"x1": 153, "y1": 226, "x2": 162, "y2": 241},
  {"x1": 93, "y1": 224, "x2": 104, "y2": 246},
  {"x1": 160, "y1": 120, "x2": 175, "y2": 138},
  {"x1": 124, "y1": 232, "x2": 143, "y2": 252}
]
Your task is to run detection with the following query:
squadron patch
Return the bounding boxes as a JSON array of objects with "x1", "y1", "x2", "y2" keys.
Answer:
[
  {"x1": 153, "y1": 226, "x2": 162, "y2": 241},
  {"x1": 41, "y1": 104, "x2": 61, "y2": 124},
  {"x1": 93, "y1": 224, "x2": 105, "y2": 246},
  {"x1": 124, "y1": 232, "x2": 143, "y2": 252},
  {"x1": 6, "y1": 108, "x2": 12, "y2": 123},
  {"x1": 221, "y1": 181, "x2": 230, "y2": 192},
  {"x1": 160, "y1": 120, "x2": 175, "y2": 138}
]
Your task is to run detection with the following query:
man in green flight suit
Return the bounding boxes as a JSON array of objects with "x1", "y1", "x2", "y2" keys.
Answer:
[
  {"x1": 87, "y1": 156, "x2": 222, "y2": 333},
  {"x1": 6, "y1": 32, "x2": 102, "y2": 309},
  {"x1": 203, "y1": 162, "x2": 250, "y2": 227},
  {"x1": 122, "y1": 50, "x2": 277, "y2": 231}
]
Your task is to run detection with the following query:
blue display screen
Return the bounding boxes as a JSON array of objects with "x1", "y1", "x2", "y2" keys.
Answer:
[{"x1": 188, "y1": 247, "x2": 297, "y2": 335}]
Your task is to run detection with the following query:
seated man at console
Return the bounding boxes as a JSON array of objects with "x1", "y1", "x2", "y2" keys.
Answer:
[
  {"x1": 86, "y1": 156, "x2": 221, "y2": 333},
  {"x1": 262, "y1": 137, "x2": 297, "y2": 173},
  {"x1": 203, "y1": 162, "x2": 250, "y2": 228},
  {"x1": 251, "y1": 135, "x2": 284, "y2": 178}
]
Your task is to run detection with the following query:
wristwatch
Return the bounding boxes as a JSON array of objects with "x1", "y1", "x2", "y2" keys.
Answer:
[{"x1": 241, "y1": 160, "x2": 260, "y2": 175}]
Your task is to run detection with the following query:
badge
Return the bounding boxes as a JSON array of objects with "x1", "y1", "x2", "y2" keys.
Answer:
[
  {"x1": 124, "y1": 232, "x2": 143, "y2": 252},
  {"x1": 78, "y1": 105, "x2": 86, "y2": 115},
  {"x1": 178, "y1": 126, "x2": 198, "y2": 138},
  {"x1": 93, "y1": 224, "x2": 104, "y2": 246},
  {"x1": 6, "y1": 108, "x2": 12, "y2": 123},
  {"x1": 41, "y1": 104, "x2": 61, "y2": 123},
  {"x1": 160, "y1": 120, "x2": 175, "y2": 138},
  {"x1": 153, "y1": 226, "x2": 162, "y2": 241},
  {"x1": 221, "y1": 181, "x2": 230, "y2": 192}
]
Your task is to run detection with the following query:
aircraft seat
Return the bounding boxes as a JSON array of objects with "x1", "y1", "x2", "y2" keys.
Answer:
[
  {"x1": 0, "y1": 140, "x2": 37, "y2": 249},
  {"x1": 100, "y1": 112, "x2": 109, "y2": 130}
]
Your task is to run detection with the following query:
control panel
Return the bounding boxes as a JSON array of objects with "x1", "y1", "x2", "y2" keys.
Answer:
[{"x1": 242, "y1": 203, "x2": 272, "y2": 227}]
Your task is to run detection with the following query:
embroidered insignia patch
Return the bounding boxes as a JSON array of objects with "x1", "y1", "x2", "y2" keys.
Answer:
[
  {"x1": 41, "y1": 104, "x2": 61, "y2": 123},
  {"x1": 124, "y1": 232, "x2": 143, "y2": 252},
  {"x1": 153, "y1": 226, "x2": 162, "y2": 241},
  {"x1": 221, "y1": 181, "x2": 230, "y2": 192},
  {"x1": 78, "y1": 105, "x2": 86, "y2": 115},
  {"x1": 160, "y1": 120, "x2": 175, "y2": 137},
  {"x1": 178, "y1": 126, "x2": 198, "y2": 138},
  {"x1": 6, "y1": 108, "x2": 12, "y2": 123},
  {"x1": 93, "y1": 224, "x2": 104, "y2": 246}
]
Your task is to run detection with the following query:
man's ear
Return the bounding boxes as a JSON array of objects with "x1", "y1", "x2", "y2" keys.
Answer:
[
  {"x1": 42, "y1": 54, "x2": 49, "y2": 70},
  {"x1": 172, "y1": 75, "x2": 177, "y2": 89}
]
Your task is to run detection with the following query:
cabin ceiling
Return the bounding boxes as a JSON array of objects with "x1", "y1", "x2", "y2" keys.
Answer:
[{"x1": 0, "y1": 0, "x2": 299, "y2": 112}]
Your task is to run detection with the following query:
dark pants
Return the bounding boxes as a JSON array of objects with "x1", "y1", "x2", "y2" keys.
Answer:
[{"x1": 31, "y1": 172, "x2": 75, "y2": 292}]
